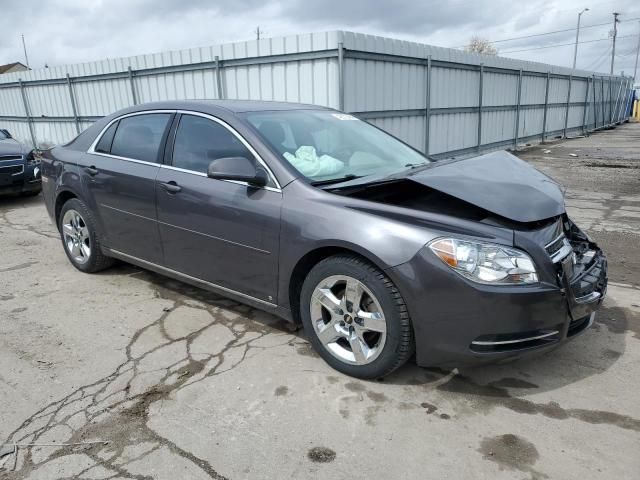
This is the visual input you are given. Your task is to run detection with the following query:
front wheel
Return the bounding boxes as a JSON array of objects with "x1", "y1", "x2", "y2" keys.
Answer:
[{"x1": 300, "y1": 254, "x2": 414, "y2": 379}]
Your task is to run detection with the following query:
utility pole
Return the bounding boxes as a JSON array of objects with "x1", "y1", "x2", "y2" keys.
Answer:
[
  {"x1": 21, "y1": 34, "x2": 30, "y2": 68},
  {"x1": 610, "y1": 12, "x2": 620, "y2": 75},
  {"x1": 255, "y1": 26, "x2": 261, "y2": 40},
  {"x1": 573, "y1": 8, "x2": 589, "y2": 69},
  {"x1": 633, "y1": 21, "x2": 640, "y2": 83}
]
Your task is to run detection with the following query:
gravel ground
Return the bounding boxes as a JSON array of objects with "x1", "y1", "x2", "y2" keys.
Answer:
[{"x1": 0, "y1": 122, "x2": 638, "y2": 480}]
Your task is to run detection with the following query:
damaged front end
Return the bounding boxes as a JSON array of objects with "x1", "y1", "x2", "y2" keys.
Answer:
[
  {"x1": 513, "y1": 214, "x2": 608, "y2": 344},
  {"x1": 554, "y1": 217, "x2": 608, "y2": 336},
  {"x1": 326, "y1": 151, "x2": 607, "y2": 366}
]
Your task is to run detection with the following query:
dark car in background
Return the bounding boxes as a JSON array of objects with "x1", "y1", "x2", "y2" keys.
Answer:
[
  {"x1": 40, "y1": 100, "x2": 607, "y2": 379},
  {"x1": 0, "y1": 129, "x2": 41, "y2": 197}
]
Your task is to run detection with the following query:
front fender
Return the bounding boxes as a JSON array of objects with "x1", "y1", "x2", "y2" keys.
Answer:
[{"x1": 276, "y1": 180, "x2": 514, "y2": 310}]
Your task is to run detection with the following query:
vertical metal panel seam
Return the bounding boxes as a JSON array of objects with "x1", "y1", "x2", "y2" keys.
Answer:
[
  {"x1": 581, "y1": 77, "x2": 590, "y2": 134},
  {"x1": 18, "y1": 79, "x2": 37, "y2": 148},
  {"x1": 127, "y1": 66, "x2": 137, "y2": 105},
  {"x1": 338, "y1": 42, "x2": 344, "y2": 111},
  {"x1": 424, "y1": 55, "x2": 431, "y2": 155},
  {"x1": 66, "y1": 74, "x2": 81, "y2": 134},
  {"x1": 541, "y1": 71, "x2": 550, "y2": 142},
  {"x1": 477, "y1": 63, "x2": 483, "y2": 150},
  {"x1": 514, "y1": 68, "x2": 523, "y2": 149},
  {"x1": 563, "y1": 74, "x2": 572, "y2": 137}
]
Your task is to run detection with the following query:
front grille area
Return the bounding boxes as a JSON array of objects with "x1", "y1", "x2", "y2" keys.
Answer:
[
  {"x1": 0, "y1": 165, "x2": 24, "y2": 175},
  {"x1": 545, "y1": 234, "x2": 566, "y2": 257},
  {"x1": 0, "y1": 155, "x2": 23, "y2": 162},
  {"x1": 569, "y1": 255, "x2": 607, "y2": 299}
]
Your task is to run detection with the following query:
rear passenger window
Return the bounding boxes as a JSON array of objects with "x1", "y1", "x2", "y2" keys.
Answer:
[
  {"x1": 172, "y1": 115, "x2": 253, "y2": 174},
  {"x1": 94, "y1": 121, "x2": 118, "y2": 153},
  {"x1": 110, "y1": 113, "x2": 171, "y2": 162}
]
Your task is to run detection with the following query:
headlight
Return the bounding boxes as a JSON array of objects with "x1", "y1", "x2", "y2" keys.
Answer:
[
  {"x1": 428, "y1": 237, "x2": 538, "y2": 285},
  {"x1": 26, "y1": 150, "x2": 41, "y2": 166}
]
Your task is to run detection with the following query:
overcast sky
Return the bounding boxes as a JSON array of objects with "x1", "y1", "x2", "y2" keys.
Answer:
[{"x1": 1, "y1": 0, "x2": 639, "y2": 76}]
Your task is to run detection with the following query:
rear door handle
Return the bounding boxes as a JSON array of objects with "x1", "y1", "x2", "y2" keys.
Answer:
[
  {"x1": 85, "y1": 166, "x2": 99, "y2": 176},
  {"x1": 160, "y1": 181, "x2": 182, "y2": 194}
]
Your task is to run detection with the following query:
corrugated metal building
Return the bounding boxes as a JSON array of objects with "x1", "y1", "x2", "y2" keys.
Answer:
[{"x1": 0, "y1": 31, "x2": 633, "y2": 157}]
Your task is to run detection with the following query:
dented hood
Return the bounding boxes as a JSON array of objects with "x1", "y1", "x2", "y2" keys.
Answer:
[{"x1": 407, "y1": 151, "x2": 565, "y2": 223}]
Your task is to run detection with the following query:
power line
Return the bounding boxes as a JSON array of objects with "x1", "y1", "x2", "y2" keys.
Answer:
[
  {"x1": 584, "y1": 46, "x2": 612, "y2": 70},
  {"x1": 452, "y1": 17, "x2": 640, "y2": 49},
  {"x1": 500, "y1": 35, "x2": 636, "y2": 54}
]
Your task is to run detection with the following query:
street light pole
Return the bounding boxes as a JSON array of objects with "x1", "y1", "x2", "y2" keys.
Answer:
[
  {"x1": 610, "y1": 12, "x2": 620, "y2": 75},
  {"x1": 573, "y1": 8, "x2": 589, "y2": 69},
  {"x1": 21, "y1": 34, "x2": 30, "y2": 68},
  {"x1": 633, "y1": 21, "x2": 640, "y2": 84}
]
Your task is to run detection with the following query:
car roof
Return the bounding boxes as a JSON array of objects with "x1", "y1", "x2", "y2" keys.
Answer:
[{"x1": 124, "y1": 99, "x2": 333, "y2": 114}]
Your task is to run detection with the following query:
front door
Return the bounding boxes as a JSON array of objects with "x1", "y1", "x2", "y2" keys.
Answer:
[
  {"x1": 155, "y1": 113, "x2": 282, "y2": 303},
  {"x1": 79, "y1": 112, "x2": 173, "y2": 263}
]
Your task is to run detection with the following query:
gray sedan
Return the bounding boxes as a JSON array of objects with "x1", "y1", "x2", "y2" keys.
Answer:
[{"x1": 40, "y1": 100, "x2": 607, "y2": 378}]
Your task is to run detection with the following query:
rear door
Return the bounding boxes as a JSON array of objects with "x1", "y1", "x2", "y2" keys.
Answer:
[
  {"x1": 79, "y1": 111, "x2": 174, "y2": 263},
  {"x1": 155, "y1": 112, "x2": 282, "y2": 303}
]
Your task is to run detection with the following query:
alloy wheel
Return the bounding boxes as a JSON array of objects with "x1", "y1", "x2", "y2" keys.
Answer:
[
  {"x1": 62, "y1": 209, "x2": 91, "y2": 265},
  {"x1": 310, "y1": 275, "x2": 387, "y2": 365}
]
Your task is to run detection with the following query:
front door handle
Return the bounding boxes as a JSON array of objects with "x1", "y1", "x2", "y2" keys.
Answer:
[
  {"x1": 160, "y1": 181, "x2": 182, "y2": 194},
  {"x1": 85, "y1": 166, "x2": 99, "y2": 176}
]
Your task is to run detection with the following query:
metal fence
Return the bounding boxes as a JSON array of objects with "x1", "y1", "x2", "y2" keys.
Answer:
[{"x1": 0, "y1": 31, "x2": 633, "y2": 158}]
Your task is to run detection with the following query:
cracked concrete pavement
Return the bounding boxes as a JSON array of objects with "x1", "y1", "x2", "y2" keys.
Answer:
[{"x1": 1, "y1": 123, "x2": 639, "y2": 479}]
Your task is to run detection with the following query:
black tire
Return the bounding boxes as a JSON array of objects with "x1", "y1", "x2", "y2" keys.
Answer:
[
  {"x1": 300, "y1": 254, "x2": 414, "y2": 379},
  {"x1": 58, "y1": 198, "x2": 114, "y2": 273}
]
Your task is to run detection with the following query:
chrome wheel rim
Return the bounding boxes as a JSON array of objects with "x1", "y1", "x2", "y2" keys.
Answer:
[
  {"x1": 310, "y1": 275, "x2": 387, "y2": 365},
  {"x1": 62, "y1": 209, "x2": 91, "y2": 265}
]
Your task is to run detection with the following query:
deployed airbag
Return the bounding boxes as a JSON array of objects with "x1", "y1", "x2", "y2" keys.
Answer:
[{"x1": 283, "y1": 146, "x2": 344, "y2": 177}]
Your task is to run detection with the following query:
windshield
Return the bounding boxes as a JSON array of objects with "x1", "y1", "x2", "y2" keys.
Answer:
[{"x1": 244, "y1": 110, "x2": 429, "y2": 184}]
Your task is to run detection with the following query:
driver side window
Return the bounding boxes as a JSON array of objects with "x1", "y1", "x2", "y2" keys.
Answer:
[{"x1": 172, "y1": 115, "x2": 253, "y2": 175}]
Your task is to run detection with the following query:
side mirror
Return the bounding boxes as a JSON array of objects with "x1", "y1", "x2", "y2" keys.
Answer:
[
  {"x1": 207, "y1": 156, "x2": 269, "y2": 187},
  {"x1": 0, "y1": 129, "x2": 11, "y2": 138}
]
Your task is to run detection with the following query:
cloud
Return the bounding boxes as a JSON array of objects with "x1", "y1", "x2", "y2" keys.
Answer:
[{"x1": 0, "y1": 0, "x2": 638, "y2": 75}]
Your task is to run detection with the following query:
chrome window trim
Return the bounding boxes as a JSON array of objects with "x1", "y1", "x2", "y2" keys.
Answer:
[
  {"x1": 173, "y1": 110, "x2": 282, "y2": 192},
  {"x1": 88, "y1": 152, "x2": 160, "y2": 167},
  {"x1": 107, "y1": 248, "x2": 276, "y2": 307},
  {"x1": 159, "y1": 163, "x2": 281, "y2": 193},
  {"x1": 86, "y1": 108, "x2": 282, "y2": 193},
  {"x1": 87, "y1": 109, "x2": 176, "y2": 156}
]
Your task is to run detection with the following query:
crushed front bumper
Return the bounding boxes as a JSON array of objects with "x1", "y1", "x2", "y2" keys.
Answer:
[{"x1": 387, "y1": 228, "x2": 607, "y2": 367}]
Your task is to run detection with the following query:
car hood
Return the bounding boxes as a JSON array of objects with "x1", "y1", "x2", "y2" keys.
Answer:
[
  {"x1": 0, "y1": 138, "x2": 28, "y2": 156},
  {"x1": 406, "y1": 151, "x2": 565, "y2": 223}
]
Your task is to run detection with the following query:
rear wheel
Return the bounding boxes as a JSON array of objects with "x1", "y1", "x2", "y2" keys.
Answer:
[
  {"x1": 59, "y1": 198, "x2": 113, "y2": 273},
  {"x1": 300, "y1": 254, "x2": 414, "y2": 379}
]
